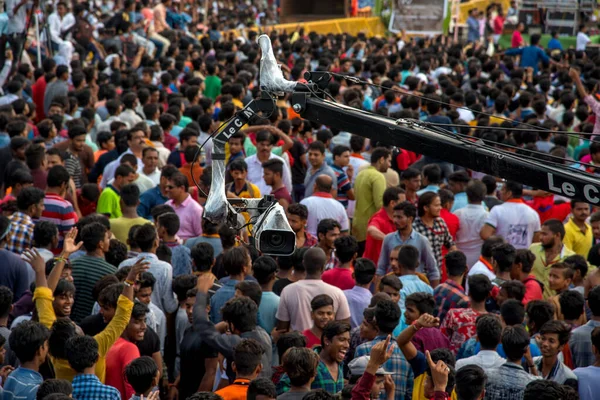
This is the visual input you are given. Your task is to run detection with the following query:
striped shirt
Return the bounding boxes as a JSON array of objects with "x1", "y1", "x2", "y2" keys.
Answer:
[
  {"x1": 3, "y1": 367, "x2": 43, "y2": 400},
  {"x1": 71, "y1": 255, "x2": 117, "y2": 323},
  {"x1": 40, "y1": 193, "x2": 78, "y2": 251},
  {"x1": 331, "y1": 164, "x2": 352, "y2": 207}
]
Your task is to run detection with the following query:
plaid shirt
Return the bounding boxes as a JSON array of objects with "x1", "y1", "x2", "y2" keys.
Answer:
[
  {"x1": 6, "y1": 211, "x2": 35, "y2": 254},
  {"x1": 569, "y1": 320, "x2": 600, "y2": 368},
  {"x1": 277, "y1": 347, "x2": 344, "y2": 395},
  {"x1": 355, "y1": 335, "x2": 414, "y2": 400},
  {"x1": 433, "y1": 280, "x2": 470, "y2": 323},
  {"x1": 413, "y1": 217, "x2": 454, "y2": 267},
  {"x1": 303, "y1": 232, "x2": 318, "y2": 248},
  {"x1": 72, "y1": 374, "x2": 121, "y2": 400}
]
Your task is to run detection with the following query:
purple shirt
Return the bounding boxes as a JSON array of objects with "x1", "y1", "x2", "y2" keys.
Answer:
[
  {"x1": 343, "y1": 286, "x2": 372, "y2": 329},
  {"x1": 411, "y1": 326, "x2": 451, "y2": 354},
  {"x1": 166, "y1": 195, "x2": 204, "y2": 240}
]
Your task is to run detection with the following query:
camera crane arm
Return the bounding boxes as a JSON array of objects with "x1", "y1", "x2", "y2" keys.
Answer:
[{"x1": 203, "y1": 34, "x2": 600, "y2": 255}]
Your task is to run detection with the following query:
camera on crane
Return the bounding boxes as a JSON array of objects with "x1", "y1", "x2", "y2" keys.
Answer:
[{"x1": 251, "y1": 201, "x2": 296, "y2": 256}]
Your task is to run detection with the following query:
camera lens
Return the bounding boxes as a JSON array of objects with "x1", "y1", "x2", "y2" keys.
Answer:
[{"x1": 268, "y1": 233, "x2": 284, "y2": 248}]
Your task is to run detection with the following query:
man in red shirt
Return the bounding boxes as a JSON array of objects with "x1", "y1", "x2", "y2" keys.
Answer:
[
  {"x1": 363, "y1": 187, "x2": 405, "y2": 263},
  {"x1": 323, "y1": 235, "x2": 359, "y2": 290},
  {"x1": 105, "y1": 302, "x2": 149, "y2": 400},
  {"x1": 511, "y1": 249, "x2": 544, "y2": 305},
  {"x1": 401, "y1": 168, "x2": 421, "y2": 206},
  {"x1": 32, "y1": 58, "x2": 56, "y2": 122}
]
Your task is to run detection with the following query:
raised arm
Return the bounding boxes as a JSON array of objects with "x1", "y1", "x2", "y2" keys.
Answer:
[{"x1": 396, "y1": 313, "x2": 440, "y2": 362}]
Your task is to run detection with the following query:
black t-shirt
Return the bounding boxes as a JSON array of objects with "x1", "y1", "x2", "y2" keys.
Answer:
[
  {"x1": 273, "y1": 278, "x2": 293, "y2": 296},
  {"x1": 79, "y1": 313, "x2": 106, "y2": 336},
  {"x1": 137, "y1": 327, "x2": 160, "y2": 357},
  {"x1": 289, "y1": 139, "x2": 306, "y2": 185},
  {"x1": 179, "y1": 326, "x2": 218, "y2": 400}
]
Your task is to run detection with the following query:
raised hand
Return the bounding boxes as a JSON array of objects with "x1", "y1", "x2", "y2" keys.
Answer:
[
  {"x1": 196, "y1": 273, "x2": 216, "y2": 294},
  {"x1": 369, "y1": 335, "x2": 394, "y2": 366},
  {"x1": 127, "y1": 257, "x2": 151, "y2": 282},
  {"x1": 62, "y1": 227, "x2": 83, "y2": 257},
  {"x1": 22, "y1": 249, "x2": 45, "y2": 275},
  {"x1": 416, "y1": 313, "x2": 440, "y2": 329},
  {"x1": 425, "y1": 350, "x2": 449, "y2": 393}
]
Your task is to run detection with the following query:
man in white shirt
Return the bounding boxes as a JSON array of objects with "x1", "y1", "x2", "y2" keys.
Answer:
[
  {"x1": 480, "y1": 181, "x2": 541, "y2": 249},
  {"x1": 275, "y1": 247, "x2": 351, "y2": 332},
  {"x1": 456, "y1": 314, "x2": 506, "y2": 370},
  {"x1": 300, "y1": 175, "x2": 350, "y2": 236},
  {"x1": 455, "y1": 180, "x2": 489, "y2": 268},
  {"x1": 577, "y1": 25, "x2": 591, "y2": 51},
  {"x1": 245, "y1": 130, "x2": 292, "y2": 195},
  {"x1": 467, "y1": 236, "x2": 505, "y2": 293},
  {"x1": 450, "y1": 93, "x2": 475, "y2": 123},
  {"x1": 140, "y1": 148, "x2": 161, "y2": 186},
  {"x1": 119, "y1": 93, "x2": 143, "y2": 129},
  {"x1": 47, "y1": 2, "x2": 75, "y2": 52}
]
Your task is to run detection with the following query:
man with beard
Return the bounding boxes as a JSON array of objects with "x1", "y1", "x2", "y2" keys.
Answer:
[
  {"x1": 563, "y1": 200, "x2": 592, "y2": 258},
  {"x1": 315, "y1": 219, "x2": 342, "y2": 270},
  {"x1": 356, "y1": 299, "x2": 413, "y2": 400},
  {"x1": 287, "y1": 204, "x2": 317, "y2": 249},
  {"x1": 376, "y1": 201, "x2": 438, "y2": 286},
  {"x1": 413, "y1": 192, "x2": 455, "y2": 288},
  {"x1": 529, "y1": 219, "x2": 575, "y2": 299},
  {"x1": 277, "y1": 321, "x2": 350, "y2": 395},
  {"x1": 245, "y1": 130, "x2": 292, "y2": 195}
]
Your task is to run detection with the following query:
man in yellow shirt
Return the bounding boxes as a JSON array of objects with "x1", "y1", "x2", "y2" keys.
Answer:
[
  {"x1": 563, "y1": 200, "x2": 593, "y2": 258},
  {"x1": 110, "y1": 184, "x2": 152, "y2": 246},
  {"x1": 529, "y1": 219, "x2": 575, "y2": 299},
  {"x1": 353, "y1": 148, "x2": 391, "y2": 255},
  {"x1": 24, "y1": 228, "x2": 149, "y2": 382}
]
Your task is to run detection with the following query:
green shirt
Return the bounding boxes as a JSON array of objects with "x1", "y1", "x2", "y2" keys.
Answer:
[
  {"x1": 97, "y1": 185, "x2": 122, "y2": 219},
  {"x1": 352, "y1": 166, "x2": 386, "y2": 242},
  {"x1": 204, "y1": 75, "x2": 222, "y2": 101},
  {"x1": 178, "y1": 116, "x2": 192, "y2": 128},
  {"x1": 244, "y1": 137, "x2": 283, "y2": 157}
]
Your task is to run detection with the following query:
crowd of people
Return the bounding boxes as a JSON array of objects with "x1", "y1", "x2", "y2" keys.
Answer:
[{"x1": 0, "y1": 1, "x2": 600, "y2": 400}]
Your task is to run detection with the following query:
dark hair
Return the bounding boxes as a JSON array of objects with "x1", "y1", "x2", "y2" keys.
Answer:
[
  {"x1": 354, "y1": 258, "x2": 376, "y2": 285},
  {"x1": 397, "y1": 245, "x2": 419, "y2": 270},
  {"x1": 504, "y1": 181, "x2": 523, "y2": 198},
  {"x1": 526, "y1": 300, "x2": 555, "y2": 333},
  {"x1": 492, "y1": 243, "x2": 516, "y2": 273},
  {"x1": 541, "y1": 322, "x2": 574, "y2": 361},
  {"x1": 131, "y1": 301, "x2": 149, "y2": 320},
  {"x1": 80, "y1": 222, "x2": 107, "y2": 252},
  {"x1": 467, "y1": 274, "x2": 493, "y2": 302},
  {"x1": 311, "y1": 294, "x2": 334, "y2": 312},
  {"x1": 374, "y1": 299, "x2": 401, "y2": 333},
  {"x1": 0, "y1": 286, "x2": 13, "y2": 318},
  {"x1": 235, "y1": 281, "x2": 262, "y2": 307},
  {"x1": 455, "y1": 365, "x2": 487, "y2": 400},
  {"x1": 186, "y1": 393, "x2": 224, "y2": 400},
  {"x1": 417, "y1": 191, "x2": 439, "y2": 217},
  {"x1": 115, "y1": 163, "x2": 135, "y2": 179},
  {"x1": 282, "y1": 347, "x2": 319, "y2": 387},
  {"x1": 172, "y1": 275, "x2": 197, "y2": 303},
  {"x1": 321, "y1": 321, "x2": 351, "y2": 348},
  {"x1": 589, "y1": 285, "x2": 600, "y2": 317},
  {"x1": 563, "y1": 255, "x2": 588, "y2": 281},
  {"x1": 481, "y1": 236, "x2": 505, "y2": 258},
  {"x1": 223, "y1": 246, "x2": 249, "y2": 276},
  {"x1": 17, "y1": 187, "x2": 45, "y2": 211},
  {"x1": 303, "y1": 389, "x2": 336, "y2": 400},
  {"x1": 476, "y1": 314, "x2": 502, "y2": 349},
  {"x1": 549, "y1": 262, "x2": 574, "y2": 281},
  {"x1": 501, "y1": 299, "x2": 525, "y2": 326},
  {"x1": 334, "y1": 235, "x2": 358, "y2": 264},
  {"x1": 98, "y1": 283, "x2": 124, "y2": 309},
  {"x1": 252, "y1": 256, "x2": 278, "y2": 285},
  {"x1": 276, "y1": 331, "x2": 307, "y2": 360},
  {"x1": 501, "y1": 325, "x2": 531, "y2": 362},
  {"x1": 382, "y1": 187, "x2": 405, "y2": 207},
  {"x1": 191, "y1": 242, "x2": 214, "y2": 273},
  {"x1": 33, "y1": 221, "x2": 58, "y2": 248},
  {"x1": 262, "y1": 158, "x2": 284, "y2": 176},
  {"x1": 65, "y1": 335, "x2": 98, "y2": 372},
  {"x1": 247, "y1": 378, "x2": 276, "y2": 400},
  {"x1": 379, "y1": 275, "x2": 402, "y2": 291},
  {"x1": 405, "y1": 292, "x2": 435, "y2": 315},
  {"x1": 9, "y1": 321, "x2": 50, "y2": 362},
  {"x1": 466, "y1": 180, "x2": 487, "y2": 203},
  {"x1": 542, "y1": 219, "x2": 566, "y2": 240},
  {"x1": 370, "y1": 147, "x2": 391, "y2": 165},
  {"x1": 316, "y1": 219, "x2": 341, "y2": 238},
  {"x1": 125, "y1": 356, "x2": 158, "y2": 395},
  {"x1": 47, "y1": 165, "x2": 70, "y2": 188},
  {"x1": 501, "y1": 280, "x2": 526, "y2": 303},
  {"x1": 232, "y1": 339, "x2": 265, "y2": 376},
  {"x1": 157, "y1": 212, "x2": 180, "y2": 236},
  {"x1": 287, "y1": 203, "x2": 308, "y2": 220},
  {"x1": 229, "y1": 158, "x2": 248, "y2": 173},
  {"x1": 523, "y1": 380, "x2": 566, "y2": 400},
  {"x1": 134, "y1": 224, "x2": 157, "y2": 253},
  {"x1": 514, "y1": 249, "x2": 536, "y2": 273},
  {"x1": 119, "y1": 184, "x2": 140, "y2": 208},
  {"x1": 393, "y1": 201, "x2": 417, "y2": 220},
  {"x1": 36, "y1": 379, "x2": 73, "y2": 400},
  {"x1": 221, "y1": 297, "x2": 258, "y2": 332},
  {"x1": 558, "y1": 290, "x2": 585, "y2": 321},
  {"x1": 422, "y1": 164, "x2": 442, "y2": 184},
  {"x1": 48, "y1": 318, "x2": 76, "y2": 359},
  {"x1": 445, "y1": 251, "x2": 467, "y2": 277}
]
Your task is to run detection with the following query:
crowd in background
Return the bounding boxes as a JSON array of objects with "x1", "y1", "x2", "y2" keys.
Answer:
[{"x1": 0, "y1": 1, "x2": 598, "y2": 400}]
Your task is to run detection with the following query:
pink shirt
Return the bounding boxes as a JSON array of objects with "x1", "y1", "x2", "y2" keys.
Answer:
[
  {"x1": 153, "y1": 4, "x2": 168, "y2": 33},
  {"x1": 584, "y1": 95, "x2": 600, "y2": 135},
  {"x1": 512, "y1": 30, "x2": 523, "y2": 48},
  {"x1": 166, "y1": 195, "x2": 204, "y2": 240}
]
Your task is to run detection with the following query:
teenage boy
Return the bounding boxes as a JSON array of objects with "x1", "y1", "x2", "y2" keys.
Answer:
[
  {"x1": 534, "y1": 320, "x2": 578, "y2": 385},
  {"x1": 400, "y1": 292, "x2": 450, "y2": 353},
  {"x1": 67, "y1": 336, "x2": 121, "y2": 400},
  {"x1": 303, "y1": 294, "x2": 335, "y2": 349},
  {"x1": 391, "y1": 245, "x2": 434, "y2": 311},
  {"x1": 548, "y1": 263, "x2": 585, "y2": 325},
  {"x1": 215, "y1": 339, "x2": 265, "y2": 400},
  {"x1": 263, "y1": 158, "x2": 292, "y2": 210},
  {"x1": 278, "y1": 347, "x2": 319, "y2": 400},
  {"x1": 344, "y1": 258, "x2": 376, "y2": 329},
  {"x1": 252, "y1": 256, "x2": 280, "y2": 333},
  {"x1": 378, "y1": 275, "x2": 401, "y2": 304},
  {"x1": 157, "y1": 212, "x2": 192, "y2": 277},
  {"x1": 322, "y1": 235, "x2": 359, "y2": 291},
  {"x1": 125, "y1": 356, "x2": 161, "y2": 400},
  {"x1": 455, "y1": 314, "x2": 504, "y2": 370},
  {"x1": 135, "y1": 272, "x2": 167, "y2": 354},
  {"x1": 3, "y1": 321, "x2": 50, "y2": 400}
]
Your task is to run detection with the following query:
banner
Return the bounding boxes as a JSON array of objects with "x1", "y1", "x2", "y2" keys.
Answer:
[{"x1": 389, "y1": 0, "x2": 449, "y2": 35}]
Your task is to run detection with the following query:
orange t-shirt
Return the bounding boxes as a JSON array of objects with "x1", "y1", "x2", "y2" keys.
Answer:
[{"x1": 215, "y1": 379, "x2": 250, "y2": 400}]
